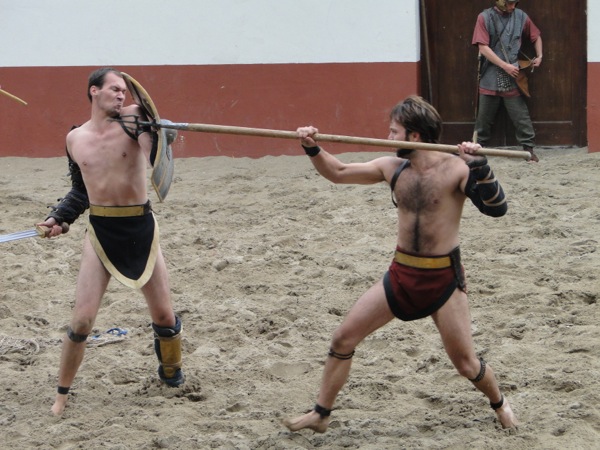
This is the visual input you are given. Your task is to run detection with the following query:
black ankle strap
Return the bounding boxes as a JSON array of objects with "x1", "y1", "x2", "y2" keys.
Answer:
[
  {"x1": 490, "y1": 394, "x2": 504, "y2": 410},
  {"x1": 314, "y1": 404, "x2": 332, "y2": 418},
  {"x1": 57, "y1": 386, "x2": 70, "y2": 395}
]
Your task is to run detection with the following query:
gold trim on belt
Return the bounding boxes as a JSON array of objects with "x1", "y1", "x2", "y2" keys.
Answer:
[
  {"x1": 89, "y1": 203, "x2": 149, "y2": 217},
  {"x1": 394, "y1": 250, "x2": 451, "y2": 269}
]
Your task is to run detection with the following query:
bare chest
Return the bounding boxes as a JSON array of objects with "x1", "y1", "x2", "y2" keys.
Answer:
[
  {"x1": 72, "y1": 126, "x2": 142, "y2": 172},
  {"x1": 395, "y1": 170, "x2": 445, "y2": 213}
]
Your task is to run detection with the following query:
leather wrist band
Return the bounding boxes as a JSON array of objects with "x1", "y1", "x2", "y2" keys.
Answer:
[{"x1": 302, "y1": 145, "x2": 321, "y2": 157}]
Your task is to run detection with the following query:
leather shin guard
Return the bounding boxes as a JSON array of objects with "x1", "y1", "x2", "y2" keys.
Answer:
[{"x1": 152, "y1": 316, "x2": 184, "y2": 386}]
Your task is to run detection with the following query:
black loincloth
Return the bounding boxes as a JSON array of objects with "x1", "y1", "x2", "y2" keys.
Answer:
[{"x1": 87, "y1": 208, "x2": 159, "y2": 289}]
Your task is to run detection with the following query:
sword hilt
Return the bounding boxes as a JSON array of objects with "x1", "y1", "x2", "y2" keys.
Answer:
[
  {"x1": 35, "y1": 225, "x2": 51, "y2": 237},
  {"x1": 35, "y1": 223, "x2": 69, "y2": 238}
]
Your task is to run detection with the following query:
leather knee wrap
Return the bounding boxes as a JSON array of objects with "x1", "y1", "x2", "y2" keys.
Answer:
[
  {"x1": 328, "y1": 347, "x2": 355, "y2": 360},
  {"x1": 152, "y1": 316, "x2": 182, "y2": 379},
  {"x1": 469, "y1": 357, "x2": 486, "y2": 383},
  {"x1": 67, "y1": 326, "x2": 88, "y2": 343}
]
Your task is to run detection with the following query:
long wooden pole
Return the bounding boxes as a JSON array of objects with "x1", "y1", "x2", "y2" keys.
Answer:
[
  {"x1": 0, "y1": 88, "x2": 27, "y2": 106},
  {"x1": 472, "y1": 53, "x2": 482, "y2": 142},
  {"x1": 152, "y1": 121, "x2": 532, "y2": 160},
  {"x1": 420, "y1": 0, "x2": 434, "y2": 104}
]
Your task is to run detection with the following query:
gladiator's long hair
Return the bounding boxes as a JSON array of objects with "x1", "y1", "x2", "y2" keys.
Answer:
[
  {"x1": 389, "y1": 95, "x2": 442, "y2": 144},
  {"x1": 87, "y1": 67, "x2": 122, "y2": 102}
]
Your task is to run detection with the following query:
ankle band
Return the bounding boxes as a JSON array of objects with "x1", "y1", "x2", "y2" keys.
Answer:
[
  {"x1": 314, "y1": 403, "x2": 332, "y2": 418},
  {"x1": 490, "y1": 394, "x2": 504, "y2": 410},
  {"x1": 57, "y1": 386, "x2": 70, "y2": 395}
]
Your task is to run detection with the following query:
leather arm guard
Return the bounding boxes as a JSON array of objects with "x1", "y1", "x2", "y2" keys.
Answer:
[
  {"x1": 464, "y1": 157, "x2": 507, "y2": 217},
  {"x1": 46, "y1": 152, "x2": 89, "y2": 225}
]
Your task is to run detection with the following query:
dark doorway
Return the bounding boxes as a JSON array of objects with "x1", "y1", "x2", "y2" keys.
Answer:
[{"x1": 420, "y1": 0, "x2": 587, "y2": 147}]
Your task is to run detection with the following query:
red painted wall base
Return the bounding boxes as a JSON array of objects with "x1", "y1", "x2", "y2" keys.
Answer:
[
  {"x1": 587, "y1": 63, "x2": 600, "y2": 153},
  {"x1": 0, "y1": 63, "x2": 418, "y2": 158}
]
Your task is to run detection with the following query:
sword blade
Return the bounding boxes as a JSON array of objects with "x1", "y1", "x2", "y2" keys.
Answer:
[{"x1": 0, "y1": 228, "x2": 43, "y2": 243}]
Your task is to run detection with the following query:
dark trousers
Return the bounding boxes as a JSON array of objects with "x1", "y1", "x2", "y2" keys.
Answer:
[{"x1": 475, "y1": 94, "x2": 535, "y2": 148}]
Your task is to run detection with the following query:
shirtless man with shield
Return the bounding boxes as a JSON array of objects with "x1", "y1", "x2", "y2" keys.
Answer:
[{"x1": 36, "y1": 67, "x2": 183, "y2": 416}]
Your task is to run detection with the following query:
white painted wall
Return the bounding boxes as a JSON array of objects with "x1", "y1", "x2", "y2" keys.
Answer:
[
  {"x1": 0, "y1": 0, "x2": 419, "y2": 67},
  {"x1": 588, "y1": 1, "x2": 600, "y2": 62}
]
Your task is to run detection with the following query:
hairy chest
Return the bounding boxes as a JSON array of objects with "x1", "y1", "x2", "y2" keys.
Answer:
[{"x1": 395, "y1": 170, "x2": 448, "y2": 213}]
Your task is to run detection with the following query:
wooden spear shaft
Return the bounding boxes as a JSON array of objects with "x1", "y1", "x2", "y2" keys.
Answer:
[
  {"x1": 153, "y1": 121, "x2": 532, "y2": 160},
  {"x1": 0, "y1": 88, "x2": 28, "y2": 106}
]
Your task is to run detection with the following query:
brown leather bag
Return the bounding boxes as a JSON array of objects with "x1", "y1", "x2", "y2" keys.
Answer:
[{"x1": 517, "y1": 59, "x2": 534, "y2": 97}]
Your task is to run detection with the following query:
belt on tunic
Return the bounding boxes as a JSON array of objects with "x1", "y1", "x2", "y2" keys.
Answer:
[
  {"x1": 89, "y1": 201, "x2": 151, "y2": 217},
  {"x1": 394, "y1": 250, "x2": 452, "y2": 269}
]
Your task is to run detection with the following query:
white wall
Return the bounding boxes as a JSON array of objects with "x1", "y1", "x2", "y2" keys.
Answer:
[
  {"x1": 0, "y1": 0, "x2": 419, "y2": 67},
  {"x1": 588, "y1": 1, "x2": 600, "y2": 62}
]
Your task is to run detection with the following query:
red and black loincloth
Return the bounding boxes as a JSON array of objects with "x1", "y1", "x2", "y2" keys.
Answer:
[
  {"x1": 383, "y1": 246, "x2": 466, "y2": 321},
  {"x1": 87, "y1": 201, "x2": 159, "y2": 289}
]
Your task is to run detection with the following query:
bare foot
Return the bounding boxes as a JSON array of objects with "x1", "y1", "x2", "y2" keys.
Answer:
[
  {"x1": 282, "y1": 411, "x2": 330, "y2": 433},
  {"x1": 50, "y1": 394, "x2": 68, "y2": 416},
  {"x1": 495, "y1": 398, "x2": 518, "y2": 429}
]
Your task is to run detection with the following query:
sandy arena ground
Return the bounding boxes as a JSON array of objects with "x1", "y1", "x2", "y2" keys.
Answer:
[{"x1": 0, "y1": 146, "x2": 598, "y2": 449}]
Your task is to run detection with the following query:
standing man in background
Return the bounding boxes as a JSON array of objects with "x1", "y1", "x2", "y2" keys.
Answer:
[{"x1": 472, "y1": 0, "x2": 542, "y2": 162}]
